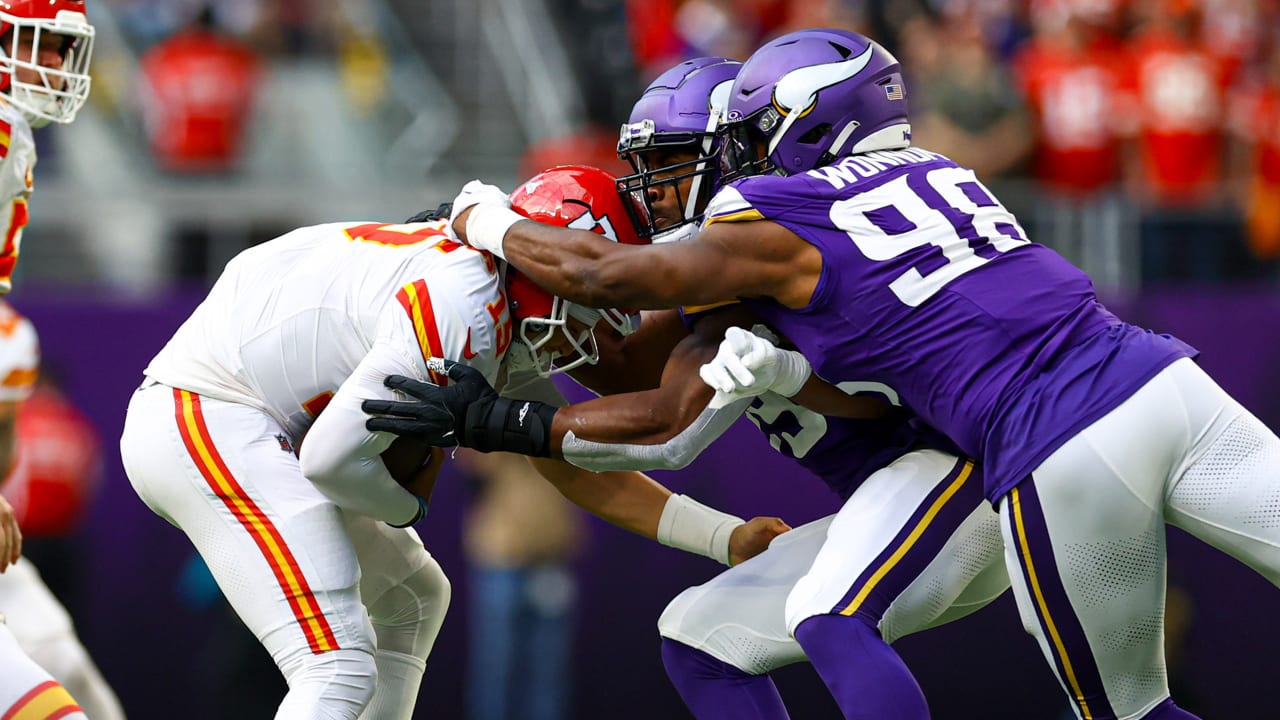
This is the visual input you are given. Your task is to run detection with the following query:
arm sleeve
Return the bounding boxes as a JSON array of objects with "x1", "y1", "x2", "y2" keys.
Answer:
[
  {"x1": 300, "y1": 274, "x2": 497, "y2": 525},
  {"x1": 298, "y1": 341, "x2": 423, "y2": 526},
  {"x1": 559, "y1": 395, "x2": 752, "y2": 471}
]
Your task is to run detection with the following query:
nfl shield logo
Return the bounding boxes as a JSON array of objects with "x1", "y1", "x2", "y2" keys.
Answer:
[{"x1": 884, "y1": 84, "x2": 904, "y2": 101}]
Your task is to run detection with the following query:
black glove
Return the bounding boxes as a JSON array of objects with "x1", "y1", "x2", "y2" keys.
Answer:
[
  {"x1": 363, "y1": 360, "x2": 558, "y2": 457},
  {"x1": 363, "y1": 360, "x2": 495, "y2": 446},
  {"x1": 404, "y1": 202, "x2": 454, "y2": 224}
]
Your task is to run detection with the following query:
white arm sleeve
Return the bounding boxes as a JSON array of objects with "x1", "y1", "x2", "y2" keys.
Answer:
[
  {"x1": 298, "y1": 341, "x2": 422, "y2": 526},
  {"x1": 559, "y1": 395, "x2": 753, "y2": 471}
]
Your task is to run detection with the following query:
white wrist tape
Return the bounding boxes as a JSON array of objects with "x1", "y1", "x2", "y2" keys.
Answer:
[
  {"x1": 465, "y1": 202, "x2": 525, "y2": 259},
  {"x1": 771, "y1": 348, "x2": 812, "y2": 398},
  {"x1": 657, "y1": 494, "x2": 745, "y2": 566}
]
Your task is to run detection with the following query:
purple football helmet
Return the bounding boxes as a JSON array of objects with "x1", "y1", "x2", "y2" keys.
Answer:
[
  {"x1": 616, "y1": 57, "x2": 741, "y2": 238},
  {"x1": 719, "y1": 29, "x2": 910, "y2": 182}
]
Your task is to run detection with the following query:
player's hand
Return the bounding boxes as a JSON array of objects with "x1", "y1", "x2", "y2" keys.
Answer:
[
  {"x1": 0, "y1": 493, "x2": 21, "y2": 573},
  {"x1": 362, "y1": 360, "x2": 499, "y2": 447},
  {"x1": 728, "y1": 516, "x2": 790, "y2": 566},
  {"x1": 449, "y1": 180, "x2": 510, "y2": 246},
  {"x1": 700, "y1": 325, "x2": 811, "y2": 408}
]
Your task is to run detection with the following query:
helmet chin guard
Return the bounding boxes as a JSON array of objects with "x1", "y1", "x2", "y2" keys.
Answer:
[
  {"x1": 0, "y1": 0, "x2": 94, "y2": 127},
  {"x1": 506, "y1": 165, "x2": 650, "y2": 377}
]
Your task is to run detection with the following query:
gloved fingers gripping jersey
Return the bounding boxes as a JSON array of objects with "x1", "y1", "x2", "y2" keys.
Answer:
[
  {"x1": 363, "y1": 360, "x2": 559, "y2": 457},
  {"x1": 403, "y1": 203, "x2": 454, "y2": 224}
]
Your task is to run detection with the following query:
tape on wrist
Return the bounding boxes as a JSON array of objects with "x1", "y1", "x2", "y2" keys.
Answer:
[
  {"x1": 465, "y1": 202, "x2": 524, "y2": 259},
  {"x1": 772, "y1": 349, "x2": 812, "y2": 398},
  {"x1": 657, "y1": 493, "x2": 745, "y2": 566}
]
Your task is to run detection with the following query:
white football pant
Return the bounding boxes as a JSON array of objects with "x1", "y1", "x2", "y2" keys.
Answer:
[
  {"x1": 660, "y1": 449, "x2": 1008, "y2": 673},
  {"x1": 1002, "y1": 358, "x2": 1280, "y2": 720},
  {"x1": 0, "y1": 557, "x2": 125, "y2": 719},
  {"x1": 121, "y1": 383, "x2": 450, "y2": 720}
]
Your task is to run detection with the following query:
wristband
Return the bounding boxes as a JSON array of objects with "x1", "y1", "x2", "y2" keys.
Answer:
[
  {"x1": 388, "y1": 495, "x2": 428, "y2": 528},
  {"x1": 771, "y1": 348, "x2": 812, "y2": 398},
  {"x1": 465, "y1": 202, "x2": 525, "y2": 259},
  {"x1": 462, "y1": 397, "x2": 558, "y2": 457},
  {"x1": 657, "y1": 494, "x2": 745, "y2": 566}
]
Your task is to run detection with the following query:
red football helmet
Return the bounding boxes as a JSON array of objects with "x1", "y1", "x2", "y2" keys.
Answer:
[
  {"x1": 0, "y1": 0, "x2": 94, "y2": 127},
  {"x1": 506, "y1": 165, "x2": 650, "y2": 377}
]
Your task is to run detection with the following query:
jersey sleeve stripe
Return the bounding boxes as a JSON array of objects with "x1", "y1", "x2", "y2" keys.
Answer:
[
  {"x1": 1, "y1": 680, "x2": 82, "y2": 720},
  {"x1": 396, "y1": 280, "x2": 448, "y2": 385},
  {"x1": 0, "y1": 118, "x2": 11, "y2": 160},
  {"x1": 172, "y1": 389, "x2": 341, "y2": 654},
  {"x1": 705, "y1": 208, "x2": 766, "y2": 226}
]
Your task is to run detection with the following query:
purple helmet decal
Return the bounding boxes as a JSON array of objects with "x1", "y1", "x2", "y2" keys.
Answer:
[
  {"x1": 616, "y1": 57, "x2": 741, "y2": 238},
  {"x1": 719, "y1": 29, "x2": 910, "y2": 182}
]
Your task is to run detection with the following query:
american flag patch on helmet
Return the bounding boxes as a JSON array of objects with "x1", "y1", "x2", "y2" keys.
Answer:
[{"x1": 884, "y1": 84, "x2": 904, "y2": 101}]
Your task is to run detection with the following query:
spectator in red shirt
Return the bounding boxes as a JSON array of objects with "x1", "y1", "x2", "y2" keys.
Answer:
[
  {"x1": 1013, "y1": 0, "x2": 1136, "y2": 292},
  {"x1": 1124, "y1": 0, "x2": 1244, "y2": 282},
  {"x1": 136, "y1": 5, "x2": 262, "y2": 174}
]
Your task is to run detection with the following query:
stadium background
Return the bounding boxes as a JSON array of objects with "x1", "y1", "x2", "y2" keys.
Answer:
[{"x1": 7, "y1": 0, "x2": 1280, "y2": 717}]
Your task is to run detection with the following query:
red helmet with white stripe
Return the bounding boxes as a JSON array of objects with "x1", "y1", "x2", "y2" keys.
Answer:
[
  {"x1": 0, "y1": 0, "x2": 94, "y2": 127},
  {"x1": 505, "y1": 165, "x2": 649, "y2": 377}
]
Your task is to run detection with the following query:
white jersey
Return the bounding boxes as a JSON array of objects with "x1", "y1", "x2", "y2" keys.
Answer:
[
  {"x1": 0, "y1": 301, "x2": 37, "y2": 403},
  {"x1": 0, "y1": 99, "x2": 34, "y2": 295},
  {"x1": 144, "y1": 219, "x2": 556, "y2": 440},
  {"x1": 143, "y1": 219, "x2": 561, "y2": 523}
]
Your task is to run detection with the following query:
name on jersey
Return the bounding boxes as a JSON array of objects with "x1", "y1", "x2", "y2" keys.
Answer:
[{"x1": 807, "y1": 148, "x2": 943, "y2": 190}]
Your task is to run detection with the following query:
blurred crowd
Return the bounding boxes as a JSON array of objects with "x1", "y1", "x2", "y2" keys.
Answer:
[
  {"x1": 30, "y1": 0, "x2": 1279, "y2": 291},
  {"x1": 623, "y1": 0, "x2": 1280, "y2": 289}
]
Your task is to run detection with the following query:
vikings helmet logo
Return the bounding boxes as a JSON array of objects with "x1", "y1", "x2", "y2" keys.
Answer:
[{"x1": 771, "y1": 43, "x2": 875, "y2": 119}]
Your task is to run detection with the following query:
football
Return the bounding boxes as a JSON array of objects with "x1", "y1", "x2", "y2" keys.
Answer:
[{"x1": 380, "y1": 436, "x2": 433, "y2": 486}]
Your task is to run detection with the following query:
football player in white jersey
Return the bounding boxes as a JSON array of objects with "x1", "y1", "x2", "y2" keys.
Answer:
[
  {"x1": 0, "y1": 3, "x2": 114, "y2": 719},
  {"x1": 119, "y1": 167, "x2": 787, "y2": 720}
]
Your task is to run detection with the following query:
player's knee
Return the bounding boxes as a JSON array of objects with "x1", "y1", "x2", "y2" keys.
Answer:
[
  {"x1": 367, "y1": 554, "x2": 451, "y2": 660},
  {"x1": 281, "y1": 647, "x2": 378, "y2": 718}
]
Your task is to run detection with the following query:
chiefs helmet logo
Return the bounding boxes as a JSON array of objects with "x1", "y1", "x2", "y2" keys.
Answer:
[{"x1": 566, "y1": 209, "x2": 619, "y2": 242}]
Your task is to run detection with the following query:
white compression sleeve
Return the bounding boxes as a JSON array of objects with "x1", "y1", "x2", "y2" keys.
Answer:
[{"x1": 558, "y1": 396, "x2": 753, "y2": 472}]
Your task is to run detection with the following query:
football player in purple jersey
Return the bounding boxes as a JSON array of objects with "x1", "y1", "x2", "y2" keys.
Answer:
[
  {"x1": 368, "y1": 57, "x2": 1013, "y2": 719},
  {"x1": 429, "y1": 28, "x2": 1280, "y2": 720}
]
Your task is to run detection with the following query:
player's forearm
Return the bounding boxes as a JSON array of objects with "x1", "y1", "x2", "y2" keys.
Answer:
[
  {"x1": 503, "y1": 221, "x2": 652, "y2": 309},
  {"x1": 529, "y1": 457, "x2": 669, "y2": 539},
  {"x1": 790, "y1": 378, "x2": 896, "y2": 420},
  {"x1": 300, "y1": 393, "x2": 421, "y2": 526},
  {"x1": 550, "y1": 386, "x2": 703, "y2": 451}
]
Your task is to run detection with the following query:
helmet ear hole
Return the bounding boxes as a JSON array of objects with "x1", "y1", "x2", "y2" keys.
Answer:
[{"x1": 798, "y1": 123, "x2": 832, "y2": 145}]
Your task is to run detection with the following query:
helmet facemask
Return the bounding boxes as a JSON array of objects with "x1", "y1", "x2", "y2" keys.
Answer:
[
  {"x1": 513, "y1": 295, "x2": 616, "y2": 378},
  {"x1": 617, "y1": 119, "x2": 722, "y2": 239},
  {"x1": 0, "y1": 9, "x2": 94, "y2": 127}
]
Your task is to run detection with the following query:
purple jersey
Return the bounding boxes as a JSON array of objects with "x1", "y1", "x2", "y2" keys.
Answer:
[
  {"x1": 742, "y1": 386, "x2": 957, "y2": 501},
  {"x1": 705, "y1": 148, "x2": 1196, "y2": 501},
  {"x1": 682, "y1": 305, "x2": 961, "y2": 500}
]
